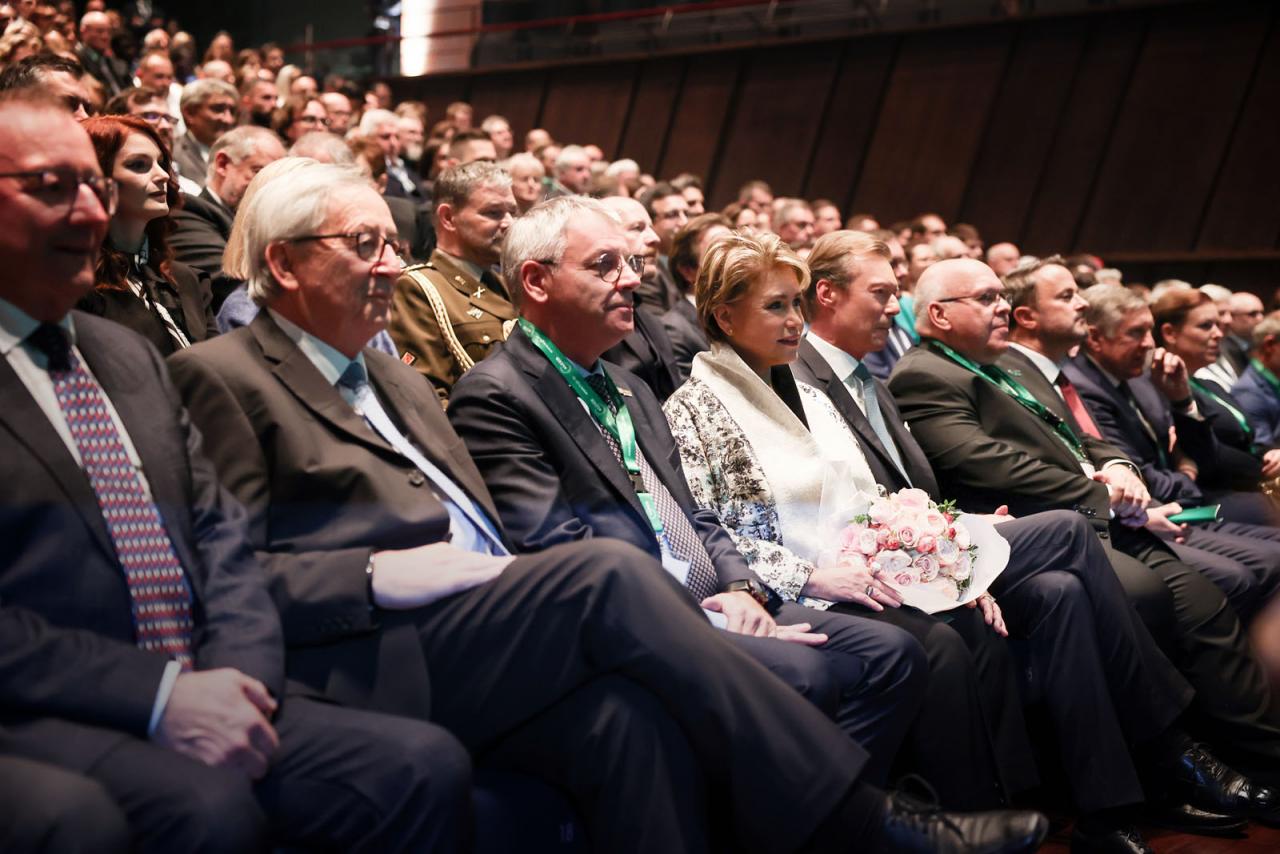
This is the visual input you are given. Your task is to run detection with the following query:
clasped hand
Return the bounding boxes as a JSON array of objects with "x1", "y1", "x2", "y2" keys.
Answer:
[
  {"x1": 154, "y1": 668, "x2": 279, "y2": 779},
  {"x1": 371, "y1": 542, "x2": 513, "y2": 609},
  {"x1": 702, "y1": 591, "x2": 828, "y2": 646}
]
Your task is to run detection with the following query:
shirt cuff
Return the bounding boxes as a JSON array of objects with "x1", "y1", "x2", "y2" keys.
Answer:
[{"x1": 147, "y1": 659, "x2": 184, "y2": 737}]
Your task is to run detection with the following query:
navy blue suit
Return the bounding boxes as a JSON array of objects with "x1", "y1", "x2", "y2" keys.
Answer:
[{"x1": 1234, "y1": 364, "x2": 1280, "y2": 448}]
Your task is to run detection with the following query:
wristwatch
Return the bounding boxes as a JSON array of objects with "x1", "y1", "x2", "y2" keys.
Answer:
[{"x1": 723, "y1": 579, "x2": 782, "y2": 615}]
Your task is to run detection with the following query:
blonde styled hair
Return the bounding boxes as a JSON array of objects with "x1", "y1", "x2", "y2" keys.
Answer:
[{"x1": 695, "y1": 230, "x2": 810, "y2": 343}]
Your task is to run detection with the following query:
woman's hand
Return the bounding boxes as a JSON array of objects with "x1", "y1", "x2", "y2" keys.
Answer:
[
  {"x1": 1262, "y1": 449, "x2": 1280, "y2": 479},
  {"x1": 802, "y1": 563, "x2": 903, "y2": 611},
  {"x1": 966, "y1": 594, "x2": 1007, "y2": 637}
]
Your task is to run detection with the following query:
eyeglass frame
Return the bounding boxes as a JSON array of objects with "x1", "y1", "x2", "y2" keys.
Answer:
[
  {"x1": 537, "y1": 251, "x2": 644, "y2": 285},
  {"x1": 0, "y1": 167, "x2": 118, "y2": 216},
  {"x1": 288, "y1": 230, "x2": 400, "y2": 262},
  {"x1": 936, "y1": 291, "x2": 1008, "y2": 309}
]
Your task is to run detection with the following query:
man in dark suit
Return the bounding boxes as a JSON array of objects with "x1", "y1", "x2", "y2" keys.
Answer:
[
  {"x1": 660, "y1": 212, "x2": 731, "y2": 381},
  {"x1": 1061, "y1": 283, "x2": 1280, "y2": 615},
  {"x1": 445, "y1": 197, "x2": 960, "y2": 790},
  {"x1": 0, "y1": 91, "x2": 476, "y2": 853},
  {"x1": 169, "y1": 172, "x2": 1047, "y2": 853},
  {"x1": 75, "y1": 11, "x2": 128, "y2": 98},
  {"x1": 598, "y1": 196, "x2": 685, "y2": 400},
  {"x1": 796, "y1": 231, "x2": 1260, "y2": 846},
  {"x1": 173, "y1": 80, "x2": 237, "y2": 192},
  {"x1": 171, "y1": 126, "x2": 284, "y2": 284},
  {"x1": 887, "y1": 257, "x2": 1280, "y2": 791},
  {"x1": 1234, "y1": 312, "x2": 1280, "y2": 447}
]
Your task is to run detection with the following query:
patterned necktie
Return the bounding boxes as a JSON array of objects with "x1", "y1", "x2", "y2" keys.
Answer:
[
  {"x1": 1055, "y1": 373, "x2": 1102, "y2": 439},
  {"x1": 852, "y1": 362, "x2": 911, "y2": 484},
  {"x1": 584, "y1": 373, "x2": 720, "y2": 601},
  {"x1": 27, "y1": 324, "x2": 194, "y2": 668}
]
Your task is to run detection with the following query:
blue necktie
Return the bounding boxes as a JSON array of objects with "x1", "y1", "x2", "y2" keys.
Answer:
[
  {"x1": 337, "y1": 361, "x2": 507, "y2": 555},
  {"x1": 852, "y1": 362, "x2": 911, "y2": 485}
]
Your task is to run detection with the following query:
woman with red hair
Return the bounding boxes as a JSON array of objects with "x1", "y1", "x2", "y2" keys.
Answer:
[{"x1": 76, "y1": 115, "x2": 214, "y2": 354}]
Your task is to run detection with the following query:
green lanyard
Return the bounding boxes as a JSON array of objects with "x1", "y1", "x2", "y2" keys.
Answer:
[
  {"x1": 519, "y1": 319, "x2": 665, "y2": 535},
  {"x1": 927, "y1": 339, "x2": 1088, "y2": 462},
  {"x1": 1190, "y1": 378, "x2": 1253, "y2": 439},
  {"x1": 1251, "y1": 358, "x2": 1280, "y2": 398}
]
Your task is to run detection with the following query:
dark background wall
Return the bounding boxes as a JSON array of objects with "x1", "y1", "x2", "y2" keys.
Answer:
[{"x1": 389, "y1": 0, "x2": 1280, "y2": 290}]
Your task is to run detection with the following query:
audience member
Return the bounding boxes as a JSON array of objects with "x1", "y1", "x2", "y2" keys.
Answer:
[
  {"x1": 812, "y1": 198, "x2": 842, "y2": 237},
  {"x1": 390, "y1": 160, "x2": 516, "y2": 403},
  {"x1": 76, "y1": 9, "x2": 126, "y2": 95},
  {"x1": 910, "y1": 211, "x2": 947, "y2": 242},
  {"x1": 775, "y1": 198, "x2": 816, "y2": 253},
  {"x1": 986, "y1": 241, "x2": 1021, "y2": 276},
  {"x1": 239, "y1": 76, "x2": 276, "y2": 127},
  {"x1": 662, "y1": 212, "x2": 732, "y2": 380},
  {"x1": 671, "y1": 172, "x2": 705, "y2": 215},
  {"x1": 398, "y1": 111, "x2": 426, "y2": 168},
  {"x1": 318, "y1": 89, "x2": 352, "y2": 134},
  {"x1": 524, "y1": 126, "x2": 552, "y2": 151},
  {"x1": 638, "y1": 181, "x2": 689, "y2": 312},
  {"x1": 506, "y1": 150, "x2": 545, "y2": 214},
  {"x1": 738, "y1": 178, "x2": 773, "y2": 213},
  {"x1": 0, "y1": 53, "x2": 92, "y2": 117},
  {"x1": 173, "y1": 77, "x2": 236, "y2": 189},
  {"x1": 102, "y1": 84, "x2": 174, "y2": 148},
  {"x1": 1235, "y1": 312, "x2": 1280, "y2": 447},
  {"x1": 549, "y1": 143, "x2": 591, "y2": 197},
  {"x1": 272, "y1": 93, "x2": 328, "y2": 146},
  {"x1": 481, "y1": 113, "x2": 513, "y2": 159}
]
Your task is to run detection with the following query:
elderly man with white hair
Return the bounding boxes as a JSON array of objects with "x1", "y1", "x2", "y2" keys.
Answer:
[
  {"x1": 161, "y1": 166, "x2": 1040, "y2": 854},
  {"x1": 361, "y1": 107, "x2": 425, "y2": 199}
]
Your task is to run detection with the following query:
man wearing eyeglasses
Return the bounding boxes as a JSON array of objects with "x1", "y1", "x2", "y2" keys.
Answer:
[
  {"x1": 390, "y1": 161, "x2": 517, "y2": 405},
  {"x1": 889, "y1": 258, "x2": 1280, "y2": 802},
  {"x1": 0, "y1": 93, "x2": 483, "y2": 852}
]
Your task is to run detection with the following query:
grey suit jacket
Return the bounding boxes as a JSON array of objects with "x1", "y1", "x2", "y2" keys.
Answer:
[{"x1": 172, "y1": 133, "x2": 208, "y2": 190}]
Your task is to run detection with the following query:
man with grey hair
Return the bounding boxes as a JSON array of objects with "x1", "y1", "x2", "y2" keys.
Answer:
[
  {"x1": 481, "y1": 113, "x2": 513, "y2": 160},
  {"x1": 166, "y1": 173, "x2": 1038, "y2": 854},
  {"x1": 549, "y1": 144, "x2": 591, "y2": 197},
  {"x1": 986, "y1": 242, "x2": 1021, "y2": 277},
  {"x1": 75, "y1": 10, "x2": 126, "y2": 96},
  {"x1": 1236, "y1": 311, "x2": 1280, "y2": 446},
  {"x1": 1223, "y1": 291, "x2": 1266, "y2": 378},
  {"x1": 891, "y1": 259, "x2": 1280, "y2": 801},
  {"x1": 174, "y1": 78, "x2": 237, "y2": 190},
  {"x1": 775, "y1": 199, "x2": 816, "y2": 254},
  {"x1": 390, "y1": 161, "x2": 517, "y2": 403},
  {"x1": 361, "y1": 107, "x2": 424, "y2": 200},
  {"x1": 171, "y1": 125, "x2": 286, "y2": 284}
]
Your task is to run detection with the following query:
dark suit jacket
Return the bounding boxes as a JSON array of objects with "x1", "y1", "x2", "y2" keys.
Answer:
[
  {"x1": 75, "y1": 44, "x2": 128, "y2": 97},
  {"x1": 0, "y1": 313, "x2": 283, "y2": 753},
  {"x1": 447, "y1": 325, "x2": 754, "y2": 590},
  {"x1": 167, "y1": 311, "x2": 508, "y2": 719},
  {"x1": 1190, "y1": 380, "x2": 1267, "y2": 488},
  {"x1": 793, "y1": 340, "x2": 941, "y2": 500},
  {"x1": 1234, "y1": 364, "x2": 1280, "y2": 447},
  {"x1": 1221, "y1": 334, "x2": 1250, "y2": 378},
  {"x1": 602, "y1": 308, "x2": 683, "y2": 402},
  {"x1": 76, "y1": 261, "x2": 217, "y2": 357},
  {"x1": 661, "y1": 297, "x2": 707, "y2": 383},
  {"x1": 1063, "y1": 354, "x2": 1210, "y2": 506},
  {"x1": 887, "y1": 342, "x2": 1125, "y2": 519},
  {"x1": 172, "y1": 133, "x2": 208, "y2": 190},
  {"x1": 384, "y1": 195, "x2": 434, "y2": 263},
  {"x1": 170, "y1": 189, "x2": 233, "y2": 279},
  {"x1": 634, "y1": 257, "x2": 680, "y2": 315}
]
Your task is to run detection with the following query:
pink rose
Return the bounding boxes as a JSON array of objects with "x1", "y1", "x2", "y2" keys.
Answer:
[
  {"x1": 868, "y1": 499, "x2": 896, "y2": 526},
  {"x1": 893, "y1": 572, "x2": 915, "y2": 587},
  {"x1": 912, "y1": 554, "x2": 939, "y2": 582},
  {"x1": 949, "y1": 556, "x2": 972, "y2": 581},
  {"x1": 838, "y1": 524, "x2": 862, "y2": 553},
  {"x1": 935, "y1": 578, "x2": 960, "y2": 601},
  {"x1": 921, "y1": 510, "x2": 948, "y2": 536},
  {"x1": 853, "y1": 528, "x2": 880, "y2": 556},
  {"x1": 895, "y1": 488, "x2": 932, "y2": 511},
  {"x1": 915, "y1": 534, "x2": 937, "y2": 554},
  {"x1": 895, "y1": 525, "x2": 919, "y2": 549},
  {"x1": 953, "y1": 523, "x2": 972, "y2": 550},
  {"x1": 877, "y1": 549, "x2": 913, "y2": 574},
  {"x1": 885, "y1": 536, "x2": 902, "y2": 550}
]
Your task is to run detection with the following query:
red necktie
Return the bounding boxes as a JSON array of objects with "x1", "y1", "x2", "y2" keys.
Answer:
[{"x1": 1057, "y1": 373, "x2": 1102, "y2": 439}]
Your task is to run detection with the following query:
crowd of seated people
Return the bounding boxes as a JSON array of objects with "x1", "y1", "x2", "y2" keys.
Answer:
[{"x1": 4, "y1": 11, "x2": 1280, "y2": 854}]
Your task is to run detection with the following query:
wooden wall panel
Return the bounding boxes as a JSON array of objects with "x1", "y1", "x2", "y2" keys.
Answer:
[
  {"x1": 850, "y1": 25, "x2": 1013, "y2": 226},
  {"x1": 1076, "y1": 2, "x2": 1268, "y2": 253},
  {"x1": 958, "y1": 19, "x2": 1086, "y2": 244},
  {"x1": 1198, "y1": 10, "x2": 1280, "y2": 251},
  {"x1": 466, "y1": 70, "x2": 548, "y2": 144},
  {"x1": 538, "y1": 63, "x2": 639, "y2": 158},
  {"x1": 709, "y1": 43, "x2": 843, "y2": 205},
  {"x1": 616, "y1": 58, "x2": 685, "y2": 174},
  {"x1": 803, "y1": 38, "x2": 898, "y2": 213},
  {"x1": 658, "y1": 54, "x2": 742, "y2": 186},
  {"x1": 1020, "y1": 13, "x2": 1146, "y2": 255}
]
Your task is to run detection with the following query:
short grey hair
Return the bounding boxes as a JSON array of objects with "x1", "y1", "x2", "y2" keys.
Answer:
[
  {"x1": 179, "y1": 78, "x2": 236, "y2": 113},
  {"x1": 358, "y1": 107, "x2": 397, "y2": 136},
  {"x1": 505, "y1": 151, "x2": 543, "y2": 177},
  {"x1": 554, "y1": 144, "x2": 588, "y2": 172},
  {"x1": 604, "y1": 158, "x2": 639, "y2": 178},
  {"x1": 288, "y1": 131, "x2": 356, "y2": 165},
  {"x1": 241, "y1": 159, "x2": 372, "y2": 305},
  {"x1": 501, "y1": 196, "x2": 621, "y2": 294},
  {"x1": 1200, "y1": 283, "x2": 1233, "y2": 303},
  {"x1": 480, "y1": 114, "x2": 509, "y2": 134},
  {"x1": 434, "y1": 161, "x2": 512, "y2": 211},
  {"x1": 207, "y1": 125, "x2": 282, "y2": 179},
  {"x1": 1252, "y1": 312, "x2": 1280, "y2": 348},
  {"x1": 1081, "y1": 284, "x2": 1147, "y2": 338}
]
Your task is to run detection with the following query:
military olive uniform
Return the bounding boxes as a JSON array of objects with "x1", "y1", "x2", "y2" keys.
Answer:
[{"x1": 390, "y1": 249, "x2": 516, "y2": 405}]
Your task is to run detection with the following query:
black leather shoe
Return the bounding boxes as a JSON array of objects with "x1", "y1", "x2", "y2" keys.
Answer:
[
  {"x1": 1144, "y1": 802, "x2": 1247, "y2": 837},
  {"x1": 881, "y1": 791, "x2": 1048, "y2": 853},
  {"x1": 1068, "y1": 820, "x2": 1152, "y2": 854},
  {"x1": 1172, "y1": 741, "x2": 1280, "y2": 823}
]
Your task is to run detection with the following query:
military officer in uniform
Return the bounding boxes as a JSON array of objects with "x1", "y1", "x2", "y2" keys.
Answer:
[{"x1": 390, "y1": 161, "x2": 518, "y2": 404}]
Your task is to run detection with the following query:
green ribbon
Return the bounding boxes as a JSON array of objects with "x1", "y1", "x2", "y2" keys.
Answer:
[
  {"x1": 1190, "y1": 377, "x2": 1254, "y2": 442},
  {"x1": 927, "y1": 339, "x2": 1088, "y2": 462},
  {"x1": 1251, "y1": 358, "x2": 1280, "y2": 398},
  {"x1": 518, "y1": 318, "x2": 665, "y2": 535}
]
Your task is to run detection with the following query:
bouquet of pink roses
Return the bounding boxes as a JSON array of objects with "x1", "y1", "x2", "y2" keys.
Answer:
[{"x1": 833, "y1": 487, "x2": 1004, "y2": 612}]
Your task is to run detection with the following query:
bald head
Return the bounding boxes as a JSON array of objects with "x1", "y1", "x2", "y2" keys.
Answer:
[
  {"x1": 79, "y1": 11, "x2": 111, "y2": 52},
  {"x1": 915, "y1": 258, "x2": 1010, "y2": 364},
  {"x1": 1229, "y1": 291, "x2": 1264, "y2": 339},
  {"x1": 986, "y1": 241, "x2": 1020, "y2": 277}
]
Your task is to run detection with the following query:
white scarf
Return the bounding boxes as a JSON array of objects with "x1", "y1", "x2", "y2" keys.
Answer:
[{"x1": 690, "y1": 344, "x2": 878, "y2": 565}]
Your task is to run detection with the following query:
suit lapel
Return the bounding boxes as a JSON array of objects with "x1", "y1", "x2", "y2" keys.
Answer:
[
  {"x1": 508, "y1": 329, "x2": 651, "y2": 523},
  {"x1": 250, "y1": 313, "x2": 398, "y2": 458},
  {"x1": 0, "y1": 354, "x2": 117, "y2": 562}
]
